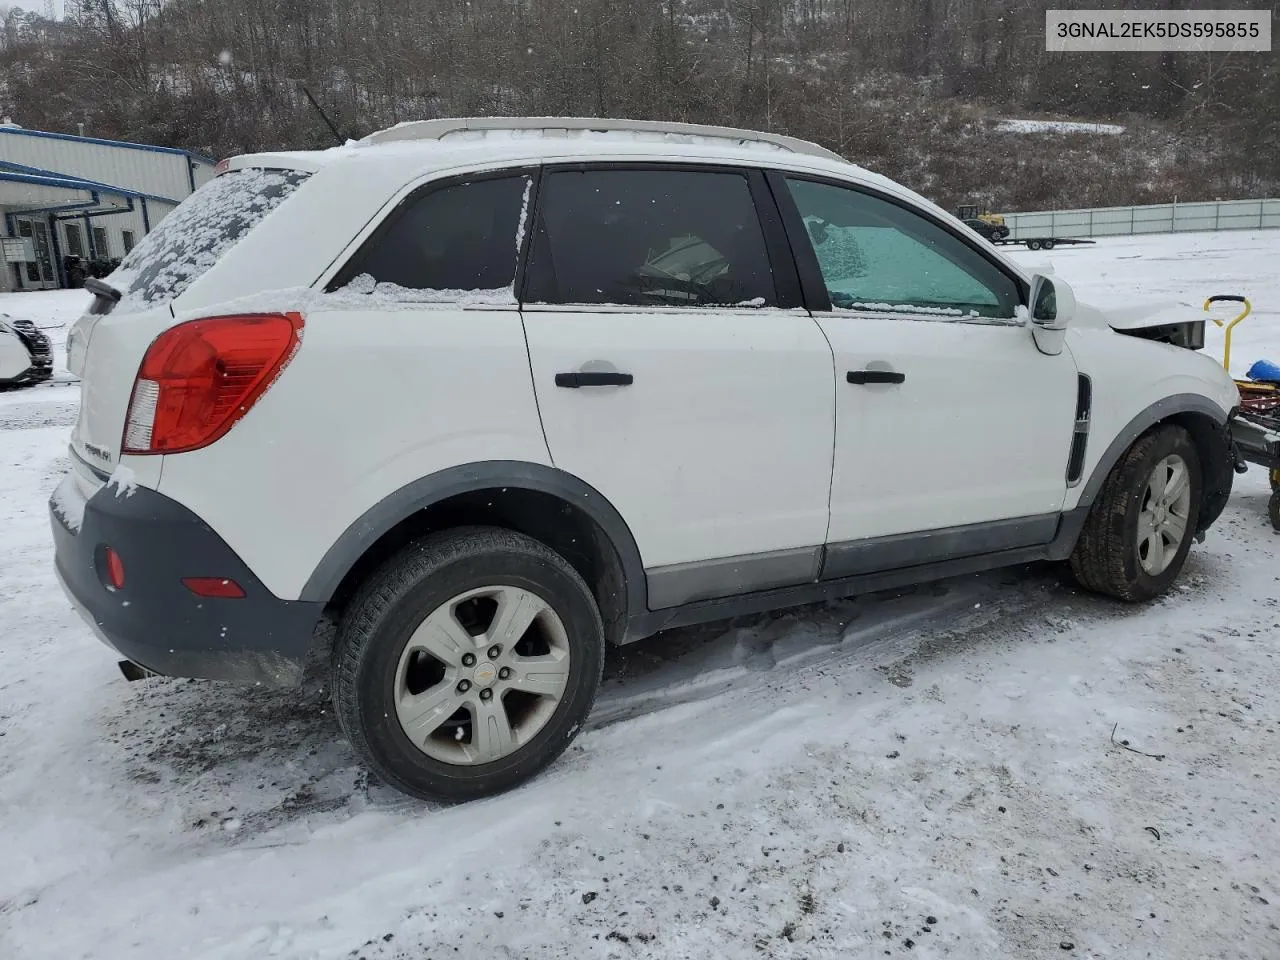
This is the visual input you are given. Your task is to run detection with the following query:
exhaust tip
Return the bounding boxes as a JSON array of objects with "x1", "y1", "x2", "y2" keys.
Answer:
[{"x1": 117, "y1": 660, "x2": 156, "y2": 682}]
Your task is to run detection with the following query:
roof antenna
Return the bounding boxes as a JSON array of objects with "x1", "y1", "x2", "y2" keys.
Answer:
[{"x1": 300, "y1": 86, "x2": 344, "y2": 146}]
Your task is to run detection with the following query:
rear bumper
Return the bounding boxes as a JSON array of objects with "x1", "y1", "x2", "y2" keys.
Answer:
[{"x1": 50, "y1": 474, "x2": 325, "y2": 687}]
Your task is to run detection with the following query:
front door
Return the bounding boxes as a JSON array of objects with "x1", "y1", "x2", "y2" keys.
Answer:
[
  {"x1": 15, "y1": 218, "x2": 57, "y2": 289},
  {"x1": 773, "y1": 174, "x2": 1079, "y2": 576},
  {"x1": 521, "y1": 165, "x2": 836, "y2": 607}
]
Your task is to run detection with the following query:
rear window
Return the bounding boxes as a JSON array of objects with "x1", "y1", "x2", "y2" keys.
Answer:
[{"x1": 113, "y1": 168, "x2": 310, "y2": 308}]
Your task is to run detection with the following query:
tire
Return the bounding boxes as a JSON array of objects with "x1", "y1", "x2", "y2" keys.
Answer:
[
  {"x1": 1026, "y1": 239, "x2": 1042, "y2": 251},
  {"x1": 1269, "y1": 491, "x2": 1280, "y2": 532},
  {"x1": 332, "y1": 526, "x2": 605, "y2": 802},
  {"x1": 1042, "y1": 238, "x2": 1056, "y2": 250},
  {"x1": 1070, "y1": 425, "x2": 1202, "y2": 602}
]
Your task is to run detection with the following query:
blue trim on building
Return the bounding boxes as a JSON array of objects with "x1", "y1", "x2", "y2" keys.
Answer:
[
  {"x1": 7, "y1": 197, "x2": 100, "y2": 217},
  {"x1": 52, "y1": 199, "x2": 134, "y2": 223},
  {"x1": 0, "y1": 160, "x2": 180, "y2": 205},
  {"x1": 0, "y1": 126, "x2": 216, "y2": 166},
  {"x1": 0, "y1": 169, "x2": 97, "y2": 195}
]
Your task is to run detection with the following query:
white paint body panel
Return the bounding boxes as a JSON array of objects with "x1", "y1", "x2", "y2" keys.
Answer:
[
  {"x1": 155, "y1": 303, "x2": 551, "y2": 600},
  {"x1": 522, "y1": 306, "x2": 835, "y2": 567},
  {"x1": 819, "y1": 314, "x2": 1079, "y2": 540},
  {"x1": 67, "y1": 305, "x2": 175, "y2": 471},
  {"x1": 58, "y1": 128, "x2": 1240, "y2": 604},
  {"x1": 1061, "y1": 307, "x2": 1239, "y2": 512},
  {"x1": 0, "y1": 327, "x2": 31, "y2": 379}
]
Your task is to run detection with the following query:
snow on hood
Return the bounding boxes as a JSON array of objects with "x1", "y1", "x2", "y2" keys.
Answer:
[{"x1": 1099, "y1": 298, "x2": 1203, "y2": 330}]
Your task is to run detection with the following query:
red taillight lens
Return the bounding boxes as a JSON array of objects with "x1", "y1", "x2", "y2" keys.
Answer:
[
  {"x1": 104, "y1": 547, "x2": 126, "y2": 590},
  {"x1": 181, "y1": 577, "x2": 246, "y2": 598},
  {"x1": 122, "y1": 313, "x2": 303, "y2": 454}
]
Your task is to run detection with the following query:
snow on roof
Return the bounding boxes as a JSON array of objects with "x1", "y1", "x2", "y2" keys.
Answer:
[{"x1": 228, "y1": 122, "x2": 876, "y2": 189}]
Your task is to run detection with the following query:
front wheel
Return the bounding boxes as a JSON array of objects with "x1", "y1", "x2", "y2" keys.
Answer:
[
  {"x1": 1026, "y1": 239, "x2": 1042, "y2": 251},
  {"x1": 1070, "y1": 425, "x2": 1202, "y2": 601},
  {"x1": 332, "y1": 527, "x2": 605, "y2": 802}
]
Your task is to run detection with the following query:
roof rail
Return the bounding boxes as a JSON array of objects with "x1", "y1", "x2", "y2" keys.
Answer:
[{"x1": 360, "y1": 116, "x2": 846, "y2": 163}]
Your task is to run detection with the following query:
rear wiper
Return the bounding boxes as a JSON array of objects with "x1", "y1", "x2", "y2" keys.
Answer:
[
  {"x1": 84, "y1": 277, "x2": 122, "y2": 315},
  {"x1": 84, "y1": 277, "x2": 121, "y2": 302}
]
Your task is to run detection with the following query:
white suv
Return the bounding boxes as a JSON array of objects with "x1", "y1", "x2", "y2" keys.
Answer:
[{"x1": 51, "y1": 118, "x2": 1241, "y2": 802}]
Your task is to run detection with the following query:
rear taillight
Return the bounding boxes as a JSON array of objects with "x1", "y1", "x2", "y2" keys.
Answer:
[
  {"x1": 122, "y1": 313, "x2": 303, "y2": 454},
  {"x1": 182, "y1": 577, "x2": 246, "y2": 598}
]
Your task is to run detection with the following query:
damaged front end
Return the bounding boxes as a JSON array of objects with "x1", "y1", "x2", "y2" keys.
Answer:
[{"x1": 1103, "y1": 300, "x2": 1207, "y2": 351}]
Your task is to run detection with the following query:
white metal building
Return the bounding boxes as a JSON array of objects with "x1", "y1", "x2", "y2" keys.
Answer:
[{"x1": 0, "y1": 125, "x2": 215, "y2": 292}]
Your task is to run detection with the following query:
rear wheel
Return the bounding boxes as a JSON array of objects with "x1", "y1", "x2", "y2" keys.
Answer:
[
  {"x1": 1070, "y1": 425, "x2": 1202, "y2": 601},
  {"x1": 333, "y1": 526, "x2": 605, "y2": 802},
  {"x1": 1042, "y1": 238, "x2": 1056, "y2": 250},
  {"x1": 1026, "y1": 239, "x2": 1042, "y2": 251}
]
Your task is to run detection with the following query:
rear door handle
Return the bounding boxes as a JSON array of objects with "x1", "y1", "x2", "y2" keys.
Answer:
[
  {"x1": 555, "y1": 371, "x2": 634, "y2": 388},
  {"x1": 847, "y1": 369, "x2": 905, "y2": 385}
]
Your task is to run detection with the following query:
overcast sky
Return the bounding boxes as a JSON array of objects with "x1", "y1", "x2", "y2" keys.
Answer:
[{"x1": 0, "y1": 2, "x2": 67, "y2": 17}]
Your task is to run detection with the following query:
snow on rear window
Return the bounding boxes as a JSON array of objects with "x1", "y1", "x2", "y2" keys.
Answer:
[{"x1": 115, "y1": 168, "x2": 310, "y2": 308}]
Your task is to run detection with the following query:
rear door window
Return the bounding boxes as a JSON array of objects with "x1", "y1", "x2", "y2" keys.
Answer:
[
  {"x1": 115, "y1": 168, "x2": 310, "y2": 309},
  {"x1": 333, "y1": 174, "x2": 532, "y2": 301},
  {"x1": 524, "y1": 168, "x2": 777, "y2": 308}
]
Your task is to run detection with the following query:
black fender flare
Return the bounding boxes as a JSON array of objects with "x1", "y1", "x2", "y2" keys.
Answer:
[
  {"x1": 299, "y1": 460, "x2": 650, "y2": 621},
  {"x1": 1054, "y1": 393, "x2": 1233, "y2": 556}
]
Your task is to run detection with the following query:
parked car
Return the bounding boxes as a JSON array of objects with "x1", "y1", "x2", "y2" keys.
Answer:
[
  {"x1": 0, "y1": 313, "x2": 53, "y2": 388},
  {"x1": 961, "y1": 216, "x2": 1011, "y2": 241},
  {"x1": 51, "y1": 118, "x2": 1240, "y2": 803}
]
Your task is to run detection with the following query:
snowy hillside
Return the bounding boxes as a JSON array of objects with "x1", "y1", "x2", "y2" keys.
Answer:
[{"x1": 1, "y1": 230, "x2": 1279, "y2": 960}]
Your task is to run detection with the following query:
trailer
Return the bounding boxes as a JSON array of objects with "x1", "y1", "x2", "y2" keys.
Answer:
[{"x1": 993, "y1": 236, "x2": 1096, "y2": 251}]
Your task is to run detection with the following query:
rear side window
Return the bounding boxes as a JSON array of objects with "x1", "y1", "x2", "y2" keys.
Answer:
[
  {"x1": 116, "y1": 168, "x2": 309, "y2": 308},
  {"x1": 525, "y1": 168, "x2": 776, "y2": 308},
  {"x1": 335, "y1": 175, "x2": 531, "y2": 300}
]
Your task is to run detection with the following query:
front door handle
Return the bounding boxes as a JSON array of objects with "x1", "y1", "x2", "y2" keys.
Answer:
[
  {"x1": 847, "y1": 369, "x2": 905, "y2": 385},
  {"x1": 555, "y1": 371, "x2": 634, "y2": 388}
]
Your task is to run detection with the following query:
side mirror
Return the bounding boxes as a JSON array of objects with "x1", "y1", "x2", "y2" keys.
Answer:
[{"x1": 1030, "y1": 274, "x2": 1075, "y2": 331}]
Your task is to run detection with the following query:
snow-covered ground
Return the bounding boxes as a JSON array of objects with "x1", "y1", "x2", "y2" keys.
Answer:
[
  {"x1": 995, "y1": 119, "x2": 1126, "y2": 136},
  {"x1": 2, "y1": 231, "x2": 1278, "y2": 960}
]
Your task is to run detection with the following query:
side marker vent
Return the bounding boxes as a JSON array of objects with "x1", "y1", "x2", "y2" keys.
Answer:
[{"x1": 1067, "y1": 374, "x2": 1092, "y2": 485}]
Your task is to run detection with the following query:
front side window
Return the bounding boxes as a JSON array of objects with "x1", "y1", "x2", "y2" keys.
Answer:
[
  {"x1": 525, "y1": 168, "x2": 776, "y2": 308},
  {"x1": 785, "y1": 178, "x2": 1019, "y2": 320},
  {"x1": 337, "y1": 174, "x2": 531, "y2": 301}
]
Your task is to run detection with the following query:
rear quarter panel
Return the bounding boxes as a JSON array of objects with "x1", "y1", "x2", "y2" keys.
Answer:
[{"x1": 153, "y1": 302, "x2": 552, "y2": 601}]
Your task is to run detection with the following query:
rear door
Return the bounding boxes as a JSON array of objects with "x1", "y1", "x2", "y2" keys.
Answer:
[{"x1": 520, "y1": 164, "x2": 836, "y2": 608}]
